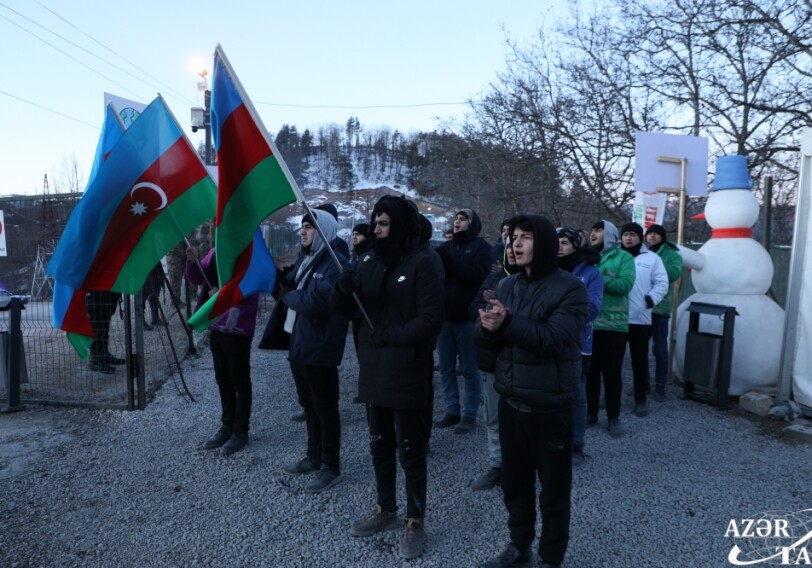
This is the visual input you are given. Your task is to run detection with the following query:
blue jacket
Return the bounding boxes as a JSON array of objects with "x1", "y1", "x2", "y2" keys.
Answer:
[
  {"x1": 283, "y1": 249, "x2": 349, "y2": 367},
  {"x1": 572, "y1": 261, "x2": 603, "y2": 356}
]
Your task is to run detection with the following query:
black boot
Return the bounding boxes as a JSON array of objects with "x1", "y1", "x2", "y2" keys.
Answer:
[
  {"x1": 88, "y1": 354, "x2": 115, "y2": 374},
  {"x1": 222, "y1": 430, "x2": 249, "y2": 456},
  {"x1": 203, "y1": 425, "x2": 233, "y2": 449}
]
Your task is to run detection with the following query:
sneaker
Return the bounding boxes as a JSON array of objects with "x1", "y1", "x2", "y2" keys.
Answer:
[
  {"x1": 222, "y1": 430, "x2": 248, "y2": 456},
  {"x1": 572, "y1": 445, "x2": 586, "y2": 467},
  {"x1": 291, "y1": 410, "x2": 306, "y2": 422},
  {"x1": 653, "y1": 387, "x2": 667, "y2": 402},
  {"x1": 88, "y1": 359, "x2": 115, "y2": 374},
  {"x1": 471, "y1": 468, "x2": 501, "y2": 491},
  {"x1": 350, "y1": 505, "x2": 400, "y2": 537},
  {"x1": 305, "y1": 468, "x2": 341, "y2": 493},
  {"x1": 633, "y1": 403, "x2": 649, "y2": 417},
  {"x1": 398, "y1": 518, "x2": 427, "y2": 560},
  {"x1": 202, "y1": 425, "x2": 233, "y2": 450},
  {"x1": 608, "y1": 418, "x2": 625, "y2": 438},
  {"x1": 480, "y1": 543, "x2": 531, "y2": 568},
  {"x1": 283, "y1": 457, "x2": 320, "y2": 475},
  {"x1": 434, "y1": 413, "x2": 461, "y2": 428},
  {"x1": 454, "y1": 416, "x2": 476, "y2": 434},
  {"x1": 586, "y1": 416, "x2": 598, "y2": 428}
]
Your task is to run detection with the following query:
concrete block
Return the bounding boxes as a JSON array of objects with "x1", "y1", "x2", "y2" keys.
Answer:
[
  {"x1": 782, "y1": 421, "x2": 812, "y2": 445},
  {"x1": 738, "y1": 392, "x2": 772, "y2": 417}
]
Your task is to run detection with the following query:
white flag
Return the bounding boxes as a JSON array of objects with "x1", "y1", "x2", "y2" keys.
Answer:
[{"x1": 632, "y1": 191, "x2": 667, "y2": 228}]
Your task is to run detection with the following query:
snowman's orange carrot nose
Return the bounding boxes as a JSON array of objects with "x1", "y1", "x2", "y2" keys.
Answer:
[{"x1": 692, "y1": 212, "x2": 706, "y2": 221}]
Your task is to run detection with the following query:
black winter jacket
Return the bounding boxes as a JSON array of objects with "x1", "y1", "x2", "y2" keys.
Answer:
[
  {"x1": 437, "y1": 212, "x2": 492, "y2": 322},
  {"x1": 331, "y1": 248, "x2": 444, "y2": 410}
]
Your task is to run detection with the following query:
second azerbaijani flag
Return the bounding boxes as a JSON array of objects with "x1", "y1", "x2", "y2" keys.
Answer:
[{"x1": 188, "y1": 45, "x2": 299, "y2": 331}]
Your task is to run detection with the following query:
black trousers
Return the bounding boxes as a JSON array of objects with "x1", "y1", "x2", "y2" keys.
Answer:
[
  {"x1": 87, "y1": 291, "x2": 120, "y2": 358},
  {"x1": 291, "y1": 362, "x2": 341, "y2": 471},
  {"x1": 627, "y1": 324, "x2": 652, "y2": 404},
  {"x1": 587, "y1": 330, "x2": 627, "y2": 420},
  {"x1": 366, "y1": 404, "x2": 428, "y2": 520},
  {"x1": 210, "y1": 331, "x2": 253, "y2": 432},
  {"x1": 499, "y1": 400, "x2": 573, "y2": 565}
]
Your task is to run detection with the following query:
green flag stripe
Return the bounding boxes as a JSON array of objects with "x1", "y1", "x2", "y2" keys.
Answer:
[
  {"x1": 67, "y1": 332, "x2": 93, "y2": 361},
  {"x1": 216, "y1": 155, "x2": 296, "y2": 283},
  {"x1": 113, "y1": 178, "x2": 217, "y2": 293}
]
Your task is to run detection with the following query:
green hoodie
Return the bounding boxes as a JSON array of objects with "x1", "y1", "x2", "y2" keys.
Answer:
[
  {"x1": 651, "y1": 240, "x2": 682, "y2": 316},
  {"x1": 593, "y1": 220, "x2": 636, "y2": 333}
]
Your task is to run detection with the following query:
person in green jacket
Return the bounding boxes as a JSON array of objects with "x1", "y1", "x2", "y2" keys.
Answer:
[
  {"x1": 586, "y1": 220, "x2": 636, "y2": 438},
  {"x1": 645, "y1": 224, "x2": 683, "y2": 402}
]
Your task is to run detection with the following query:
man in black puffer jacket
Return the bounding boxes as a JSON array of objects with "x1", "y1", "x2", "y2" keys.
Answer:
[
  {"x1": 476, "y1": 214, "x2": 587, "y2": 568},
  {"x1": 331, "y1": 195, "x2": 444, "y2": 561},
  {"x1": 434, "y1": 208, "x2": 492, "y2": 434}
]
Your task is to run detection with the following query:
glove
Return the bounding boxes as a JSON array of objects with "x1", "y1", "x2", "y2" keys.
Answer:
[
  {"x1": 275, "y1": 267, "x2": 293, "y2": 295},
  {"x1": 645, "y1": 295, "x2": 655, "y2": 309},
  {"x1": 335, "y1": 270, "x2": 356, "y2": 296},
  {"x1": 436, "y1": 246, "x2": 451, "y2": 268}
]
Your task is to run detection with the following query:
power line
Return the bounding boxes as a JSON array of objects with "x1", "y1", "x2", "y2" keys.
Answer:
[
  {"x1": 0, "y1": 89, "x2": 98, "y2": 129},
  {"x1": 27, "y1": 0, "x2": 195, "y2": 106},
  {"x1": 0, "y1": 12, "x2": 143, "y2": 100},
  {"x1": 254, "y1": 101, "x2": 470, "y2": 110}
]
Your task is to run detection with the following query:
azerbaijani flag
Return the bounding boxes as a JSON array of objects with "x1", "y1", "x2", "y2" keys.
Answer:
[
  {"x1": 51, "y1": 103, "x2": 125, "y2": 358},
  {"x1": 187, "y1": 45, "x2": 298, "y2": 331},
  {"x1": 47, "y1": 96, "x2": 216, "y2": 295}
]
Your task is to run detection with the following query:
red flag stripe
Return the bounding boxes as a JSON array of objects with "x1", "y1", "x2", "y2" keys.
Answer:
[
  {"x1": 209, "y1": 243, "x2": 253, "y2": 315},
  {"x1": 215, "y1": 104, "x2": 272, "y2": 227},
  {"x1": 82, "y1": 139, "x2": 208, "y2": 290}
]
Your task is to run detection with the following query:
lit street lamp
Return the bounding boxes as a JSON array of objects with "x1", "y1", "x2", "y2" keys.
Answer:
[{"x1": 190, "y1": 68, "x2": 212, "y2": 166}]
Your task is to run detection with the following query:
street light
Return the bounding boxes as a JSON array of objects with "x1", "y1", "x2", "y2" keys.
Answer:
[{"x1": 190, "y1": 68, "x2": 212, "y2": 166}]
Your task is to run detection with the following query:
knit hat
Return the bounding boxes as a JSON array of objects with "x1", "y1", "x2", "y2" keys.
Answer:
[
  {"x1": 556, "y1": 227, "x2": 581, "y2": 249},
  {"x1": 316, "y1": 203, "x2": 339, "y2": 221},
  {"x1": 351, "y1": 223, "x2": 370, "y2": 239},
  {"x1": 620, "y1": 222, "x2": 644, "y2": 240},
  {"x1": 645, "y1": 224, "x2": 667, "y2": 242}
]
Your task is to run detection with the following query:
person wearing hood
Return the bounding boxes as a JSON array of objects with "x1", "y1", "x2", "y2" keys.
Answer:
[
  {"x1": 434, "y1": 208, "x2": 493, "y2": 434},
  {"x1": 316, "y1": 202, "x2": 351, "y2": 260},
  {"x1": 280, "y1": 208, "x2": 350, "y2": 494},
  {"x1": 587, "y1": 220, "x2": 636, "y2": 438},
  {"x1": 620, "y1": 222, "x2": 668, "y2": 418},
  {"x1": 331, "y1": 195, "x2": 444, "y2": 561},
  {"x1": 645, "y1": 224, "x2": 683, "y2": 402},
  {"x1": 557, "y1": 227, "x2": 603, "y2": 466},
  {"x1": 476, "y1": 214, "x2": 587, "y2": 568},
  {"x1": 468, "y1": 230, "x2": 520, "y2": 492}
]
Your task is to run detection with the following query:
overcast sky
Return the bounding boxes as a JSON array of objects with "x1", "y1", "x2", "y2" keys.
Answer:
[{"x1": 1, "y1": 0, "x2": 571, "y2": 195}]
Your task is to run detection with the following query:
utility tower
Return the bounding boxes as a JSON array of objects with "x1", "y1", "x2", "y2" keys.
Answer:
[{"x1": 30, "y1": 174, "x2": 57, "y2": 299}]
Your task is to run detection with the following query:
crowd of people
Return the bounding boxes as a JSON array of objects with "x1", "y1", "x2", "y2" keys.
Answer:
[{"x1": 180, "y1": 195, "x2": 683, "y2": 567}]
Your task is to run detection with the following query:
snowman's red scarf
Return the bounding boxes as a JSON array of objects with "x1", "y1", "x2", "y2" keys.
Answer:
[{"x1": 711, "y1": 228, "x2": 752, "y2": 238}]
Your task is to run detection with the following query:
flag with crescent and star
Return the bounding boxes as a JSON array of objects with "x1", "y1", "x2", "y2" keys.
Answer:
[
  {"x1": 47, "y1": 95, "x2": 216, "y2": 296},
  {"x1": 51, "y1": 103, "x2": 125, "y2": 358},
  {"x1": 187, "y1": 45, "x2": 298, "y2": 331}
]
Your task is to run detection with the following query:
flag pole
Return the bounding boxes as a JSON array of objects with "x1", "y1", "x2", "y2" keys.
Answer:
[
  {"x1": 156, "y1": 93, "x2": 217, "y2": 291},
  {"x1": 213, "y1": 44, "x2": 374, "y2": 328}
]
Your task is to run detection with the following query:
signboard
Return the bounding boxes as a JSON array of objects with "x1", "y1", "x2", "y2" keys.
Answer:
[
  {"x1": 0, "y1": 210, "x2": 7, "y2": 256},
  {"x1": 632, "y1": 191, "x2": 667, "y2": 229},
  {"x1": 634, "y1": 132, "x2": 709, "y2": 196},
  {"x1": 104, "y1": 92, "x2": 147, "y2": 129}
]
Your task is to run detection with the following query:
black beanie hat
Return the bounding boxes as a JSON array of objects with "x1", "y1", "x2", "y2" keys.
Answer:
[
  {"x1": 352, "y1": 223, "x2": 370, "y2": 239},
  {"x1": 316, "y1": 203, "x2": 339, "y2": 221},
  {"x1": 557, "y1": 227, "x2": 581, "y2": 249},
  {"x1": 645, "y1": 224, "x2": 667, "y2": 242},
  {"x1": 620, "y1": 222, "x2": 644, "y2": 240}
]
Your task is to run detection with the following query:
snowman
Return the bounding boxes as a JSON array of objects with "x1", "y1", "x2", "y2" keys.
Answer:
[{"x1": 674, "y1": 155, "x2": 785, "y2": 395}]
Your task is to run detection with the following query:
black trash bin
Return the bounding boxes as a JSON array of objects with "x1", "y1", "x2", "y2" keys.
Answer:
[{"x1": 682, "y1": 301, "x2": 738, "y2": 409}]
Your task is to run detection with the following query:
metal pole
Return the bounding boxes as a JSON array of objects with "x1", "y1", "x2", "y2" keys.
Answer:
[
  {"x1": 762, "y1": 176, "x2": 773, "y2": 251},
  {"x1": 124, "y1": 295, "x2": 134, "y2": 411},
  {"x1": 204, "y1": 89, "x2": 213, "y2": 166},
  {"x1": 3, "y1": 298, "x2": 25, "y2": 412},
  {"x1": 134, "y1": 292, "x2": 146, "y2": 410}
]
